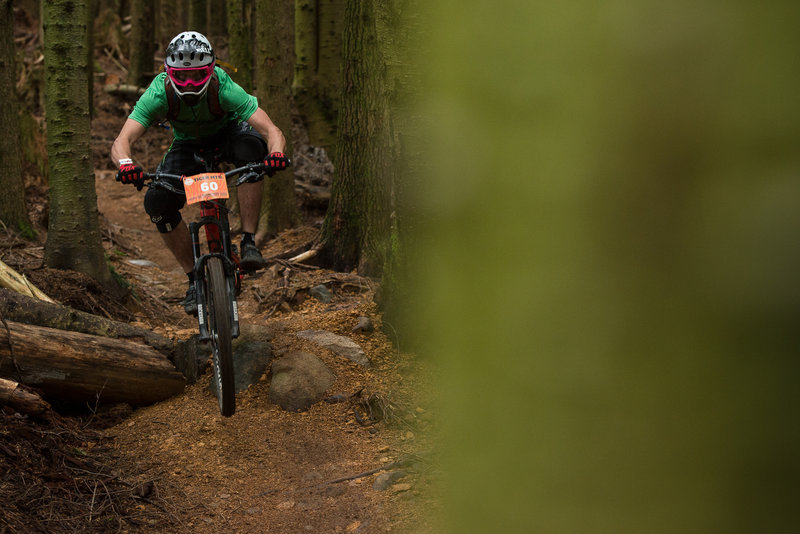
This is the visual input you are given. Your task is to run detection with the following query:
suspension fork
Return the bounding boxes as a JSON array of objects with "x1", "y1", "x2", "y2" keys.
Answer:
[{"x1": 189, "y1": 200, "x2": 241, "y2": 340}]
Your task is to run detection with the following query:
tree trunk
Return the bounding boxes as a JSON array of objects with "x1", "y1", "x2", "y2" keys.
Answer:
[
  {"x1": 0, "y1": 288, "x2": 173, "y2": 355},
  {"x1": 0, "y1": 320, "x2": 184, "y2": 406},
  {"x1": 188, "y1": 0, "x2": 206, "y2": 34},
  {"x1": 254, "y1": 0, "x2": 297, "y2": 244},
  {"x1": 86, "y1": 0, "x2": 95, "y2": 115},
  {"x1": 156, "y1": 0, "x2": 183, "y2": 50},
  {"x1": 206, "y1": 0, "x2": 226, "y2": 40},
  {"x1": 226, "y1": 0, "x2": 254, "y2": 92},
  {"x1": 43, "y1": 0, "x2": 117, "y2": 290},
  {"x1": 369, "y1": 0, "x2": 422, "y2": 347},
  {"x1": 293, "y1": 0, "x2": 343, "y2": 153},
  {"x1": 319, "y1": 0, "x2": 393, "y2": 275},
  {"x1": 0, "y1": 0, "x2": 33, "y2": 237},
  {"x1": 128, "y1": 0, "x2": 155, "y2": 86}
]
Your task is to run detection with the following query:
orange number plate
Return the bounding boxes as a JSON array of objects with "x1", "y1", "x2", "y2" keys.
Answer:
[{"x1": 182, "y1": 173, "x2": 229, "y2": 205}]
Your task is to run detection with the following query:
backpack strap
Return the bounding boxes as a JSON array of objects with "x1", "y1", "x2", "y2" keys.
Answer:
[
  {"x1": 164, "y1": 77, "x2": 180, "y2": 122},
  {"x1": 206, "y1": 73, "x2": 225, "y2": 118},
  {"x1": 163, "y1": 73, "x2": 225, "y2": 122}
]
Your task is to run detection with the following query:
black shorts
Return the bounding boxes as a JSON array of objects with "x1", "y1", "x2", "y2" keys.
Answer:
[{"x1": 144, "y1": 121, "x2": 268, "y2": 232}]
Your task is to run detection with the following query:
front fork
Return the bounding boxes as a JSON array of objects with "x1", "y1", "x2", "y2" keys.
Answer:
[{"x1": 189, "y1": 210, "x2": 240, "y2": 342}]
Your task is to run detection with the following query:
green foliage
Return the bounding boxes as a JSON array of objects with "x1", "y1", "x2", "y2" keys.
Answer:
[
  {"x1": 16, "y1": 220, "x2": 36, "y2": 240},
  {"x1": 414, "y1": 2, "x2": 800, "y2": 532},
  {"x1": 106, "y1": 258, "x2": 139, "y2": 303}
]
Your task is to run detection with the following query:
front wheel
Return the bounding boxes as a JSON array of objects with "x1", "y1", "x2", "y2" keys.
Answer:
[{"x1": 205, "y1": 257, "x2": 235, "y2": 416}]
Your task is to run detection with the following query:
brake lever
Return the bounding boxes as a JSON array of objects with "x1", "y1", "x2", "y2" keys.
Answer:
[{"x1": 235, "y1": 170, "x2": 264, "y2": 187}]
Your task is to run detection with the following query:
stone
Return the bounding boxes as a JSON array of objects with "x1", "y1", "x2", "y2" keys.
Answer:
[
  {"x1": 296, "y1": 330, "x2": 370, "y2": 367},
  {"x1": 310, "y1": 284, "x2": 332, "y2": 303},
  {"x1": 351, "y1": 316, "x2": 374, "y2": 333},
  {"x1": 269, "y1": 351, "x2": 336, "y2": 412},
  {"x1": 372, "y1": 470, "x2": 408, "y2": 491},
  {"x1": 390, "y1": 483, "x2": 412, "y2": 493},
  {"x1": 208, "y1": 323, "x2": 274, "y2": 395}
]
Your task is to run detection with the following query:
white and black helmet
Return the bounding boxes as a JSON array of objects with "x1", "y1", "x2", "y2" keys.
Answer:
[{"x1": 164, "y1": 31, "x2": 216, "y2": 98}]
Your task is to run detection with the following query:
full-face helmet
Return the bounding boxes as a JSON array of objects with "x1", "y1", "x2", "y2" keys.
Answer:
[{"x1": 164, "y1": 31, "x2": 215, "y2": 99}]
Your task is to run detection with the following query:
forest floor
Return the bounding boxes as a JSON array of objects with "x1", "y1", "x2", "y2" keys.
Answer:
[{"x1": 0, "y1": 47, "x2": 440, "y2": 533}]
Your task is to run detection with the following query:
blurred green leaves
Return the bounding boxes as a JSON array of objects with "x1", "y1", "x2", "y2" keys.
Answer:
[{"x1": 413, "y1": 2, "x2": 800, "y2": 532}]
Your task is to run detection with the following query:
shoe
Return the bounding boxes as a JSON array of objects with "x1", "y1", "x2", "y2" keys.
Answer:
[
  {"x1": 182, "y1": 284, "x2": 198, "y2": 315},
  {"x1": 239, "y1": 241, "x2": 267, "y2": 272}
]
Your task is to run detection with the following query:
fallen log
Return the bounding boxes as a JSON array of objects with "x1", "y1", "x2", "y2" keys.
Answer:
[
  {"x1": 0, "y1": 320, "x2": 184, "y2": 406},
  {"x1": 0, "y1": 288, "x2": 173, "y2": 356},
  {"x1": 0, "y1": 377, "x2": 51, "y2": 417},
  {"x1": 0, "y1": 259, "x2": 55, "y2": 303},
  {"x1": 103, "y1": 83, "x2": 145, "y2": 96}
]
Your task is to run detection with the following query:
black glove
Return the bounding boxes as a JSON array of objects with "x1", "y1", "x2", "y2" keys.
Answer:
[
  {"x1": 116, "y1": 159, "x2": 145, "y2": 191},
  {"x1": 264, "y1": 152, "x2": 290, "y2": 173}
]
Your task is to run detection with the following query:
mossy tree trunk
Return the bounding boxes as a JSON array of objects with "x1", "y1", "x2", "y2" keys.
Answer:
[
  {"x1": 43, "y1": 0, "x2": 115, "y2": 289},
  {"x1": 319, "y1": 0, "x2": 397, "y2": 276},
  {"x1": 157, "y1": 0, "x2": 184, "y2": 50},
  {"x1": 206, "y1": 0, "x2": 227, "y2": 40},
  {"x1": 370, "y1": 0, "x2": 422, "y2": 343},
  {"x1": 86, "y1": 0, "x2": 95, "y2": 115},
  {"x1": 226, "y1": 0, "x2": 254, "y2": 92},
  {"x1": 254, "y1": 0, "x2": 296, "y2": 242},
  {"x1": 293, "y1": 0, "x2": 343, "y2": 153},
  {"x1": 0, "y1": 0, "x2": 33, "y2": 237},
  {"x1": 188, "y1": 0, "x2": 206, "y2": 34},
  {"x1": 128, "y1": 0, "x2": 155, "y2": 86}
]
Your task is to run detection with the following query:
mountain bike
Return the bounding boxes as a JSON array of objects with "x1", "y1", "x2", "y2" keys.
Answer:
[{"x1": 144, "y1": 151, "x2": 288, "y2": 417}]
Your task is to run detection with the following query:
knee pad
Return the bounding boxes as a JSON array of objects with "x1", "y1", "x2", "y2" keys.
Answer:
[
  {"x1": 144, "y1": 187, "x2": 183, "y2": 233},
  {"x1": 231, "y1": 135, "x2": 267, "y2": 166}
]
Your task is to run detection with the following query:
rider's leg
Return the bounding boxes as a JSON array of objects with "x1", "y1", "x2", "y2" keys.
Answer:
[
  {"x1": 144, "y1": 184, "x2": 198, "y2": 313},
  {"x1": 226, "y1": 122, "x2": 268, "y2": 235},
  {"x1": 160, "y1": 221, "x2": 194, "y2": 273},
  {"x1": 225, "y1": 124, "x2": 270, "y2": 270},
  {"x1": 237, "y1": 180, "x2": 264, "y2": 234}
]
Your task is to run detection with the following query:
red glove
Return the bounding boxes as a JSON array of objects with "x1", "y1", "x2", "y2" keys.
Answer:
[
  {"x1": 264, "y1": 152, "x2": 289, "y2": 171},
  {"x1": 116, "y1": 159, "x2": 145, "y2": 191}
]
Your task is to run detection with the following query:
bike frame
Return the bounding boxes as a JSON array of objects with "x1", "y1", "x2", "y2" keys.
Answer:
[
  {"x1": 190, "y1": 198, "x2": 241, "y2": 340},
  {"x1": 144, "y1": 158, "x2": 269, "y2": 341},
  {"x1": 143, "y1": 151, "x2": 287, "y2": 417}
]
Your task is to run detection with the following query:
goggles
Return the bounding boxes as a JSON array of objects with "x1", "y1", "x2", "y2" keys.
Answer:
[{"x1": 166, "y1": 64, "x2": 214, "y2": 92}]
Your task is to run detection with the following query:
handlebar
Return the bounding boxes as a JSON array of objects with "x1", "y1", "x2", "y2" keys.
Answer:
[{"x1": 143, "y1": 159, "x2": 291, "y2": 192}]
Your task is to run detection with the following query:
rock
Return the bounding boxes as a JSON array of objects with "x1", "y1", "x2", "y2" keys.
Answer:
[
  {"x1": 269, "y1": 351, "x2": 336, "y2": 412},
  {"x1": 391, "y1": 483, "x2": 412, "y2": 493},
  {"x1": 309, "y1": 284, "x2": 332, "y2": 303},
  {"x1": 324, "y1": 484, "x2": 346, "y2": 498},
  {"x1": 324, "y1": 394, "x2": 347, "y2": 404},
  {"x1": 296, "y1": 330, "x2": 370, "y2": 367},
  {"x1": 232, "y1": 323, "x2": 274, "y2": 392},
  {"x1": 372, "y1": 470, "x2": 408, "y2": 491},
  {"x1": 126, "y1": 259, "x2": 160, "y2": 268},
  {"x1": 208, "y1": 323, "x2": 274, "y2": 395},
  {"x1": 276, "y1": 500, "x2": 295, "y2": 510},
  {"x1": 351, "y1": 316, "x2": 374, "y2": 333}
]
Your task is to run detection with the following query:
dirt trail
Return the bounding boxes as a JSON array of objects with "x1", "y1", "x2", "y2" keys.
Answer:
[{"x1": 91, "y1": 142, "x2": 436, "y2": 534}]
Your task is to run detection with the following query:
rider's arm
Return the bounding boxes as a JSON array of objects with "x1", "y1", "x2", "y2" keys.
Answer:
[
  {"x1": 110, "y1": 118, "x2": 147, "y2": 165},
  {"x1": 246, "y1": 108, "x2": 286, "y2": 154}
]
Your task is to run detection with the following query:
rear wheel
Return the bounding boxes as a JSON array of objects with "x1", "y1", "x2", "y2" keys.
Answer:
[{"x1": 205, "y1": 257, "x2": 235, "y2": 416}]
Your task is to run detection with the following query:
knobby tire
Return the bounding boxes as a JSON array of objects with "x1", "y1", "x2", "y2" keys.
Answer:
[{"x1": 206, "y1": 257, "x2": 235, "y2": 416}]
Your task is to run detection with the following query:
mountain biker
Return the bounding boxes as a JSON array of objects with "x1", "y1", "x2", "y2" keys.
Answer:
[{"x1": 110, "y1": 31, "x2": 289, "y2": 315}]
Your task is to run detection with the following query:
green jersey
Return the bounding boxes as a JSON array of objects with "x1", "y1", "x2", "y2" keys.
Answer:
[{"x1": 129, "y1": 67, "x2": 258, "y2": 141}]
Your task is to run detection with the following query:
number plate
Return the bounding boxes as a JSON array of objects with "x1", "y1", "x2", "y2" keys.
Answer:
[{"x1": 183, "y1": 173, "x2": 229, "y2": 204}]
